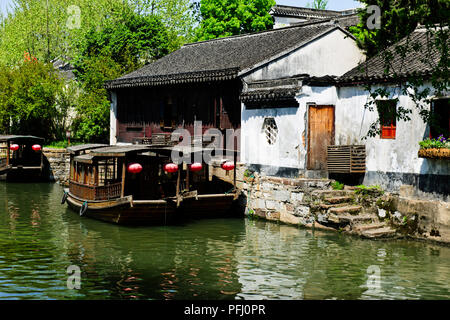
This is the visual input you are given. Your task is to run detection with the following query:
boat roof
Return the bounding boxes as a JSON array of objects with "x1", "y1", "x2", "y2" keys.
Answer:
[
  {"x1": 90, "y1": 145, "x2": 151, "y2": 157},
  {"x1": 73, "y1": 154, "x2": 95, "y2": 164},
  {"x1": 67, "y1": 144, "x2": 109, "y2": 155},
  {"x1": 0, "y1": 135, "x2": 45, "y2": 142}
]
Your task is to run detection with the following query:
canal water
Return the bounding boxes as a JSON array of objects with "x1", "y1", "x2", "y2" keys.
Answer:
[{"x1": 0, "y1": 182, "x2": 449, "y2": 300}]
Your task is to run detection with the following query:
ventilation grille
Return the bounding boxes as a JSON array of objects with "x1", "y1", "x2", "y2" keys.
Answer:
[{"x1": 327, "y1": 145, "x2": 366, "y2": 173}]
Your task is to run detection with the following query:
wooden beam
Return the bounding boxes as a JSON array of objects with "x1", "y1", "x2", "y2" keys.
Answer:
[
  {"x1": 6, "y1": 142, "x2": 9, "y2": 166},
  {"x1": 233, "y1": 150, "x2": 237, "y2": 191},
  {"x1": 176, "y1": 166, "x2": 181, "y2": 207},
  {"x1": 121, "y1": 160, "x2": 126, "y2": 198}
]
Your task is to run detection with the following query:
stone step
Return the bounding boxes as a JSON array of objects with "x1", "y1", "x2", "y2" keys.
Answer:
[
  {"x1": 319, "y1": 202, "x2": 351, "y2": 210},
  {"x1": 311, "y1": 189, "x2": 354, "y2": 199},
  {"x1": 329, "y1": 205, "x2": 362, "y2": 215},
  {"x1": 353, "y1": 222, "x2": 386, "y2": 232},
  {"x1": 328, "y1": 214, "x2": 373, "y2": 224},
  {"x1": 324, "y1": 196, "x2": 354, "y2": 204},
  {"x1": 361, "y1": 227, "x2": 396, "y2": 239}
]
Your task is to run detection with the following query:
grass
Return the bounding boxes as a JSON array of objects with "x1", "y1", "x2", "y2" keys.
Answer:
[{"x1": 44, "y1": 140, "x2": 84, "y2": 149}]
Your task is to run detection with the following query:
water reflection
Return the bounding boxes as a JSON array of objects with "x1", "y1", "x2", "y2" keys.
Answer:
[{"x1": 0, "y1": 182, "x2": 449, "y2": 300}]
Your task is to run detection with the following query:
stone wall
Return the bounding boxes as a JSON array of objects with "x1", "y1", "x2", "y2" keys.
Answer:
[
  {"x1": 43, "y1": 148, "x2": 70, "y2": 185},
  {"x1": 242, "y1": 173, "x2": 450, "y2": 245}
]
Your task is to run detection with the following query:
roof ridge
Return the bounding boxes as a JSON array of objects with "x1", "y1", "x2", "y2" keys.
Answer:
[
  {"x1": 270, "y1": 4, "x2": 342, "y2": 14},
  {"x1": 183, "y1": 22, "x2": 335, "y2": 47}
]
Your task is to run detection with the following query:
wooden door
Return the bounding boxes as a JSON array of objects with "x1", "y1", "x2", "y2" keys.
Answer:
[{"x1": 307, "y1": 105, "x2": 335, "y2": 170}]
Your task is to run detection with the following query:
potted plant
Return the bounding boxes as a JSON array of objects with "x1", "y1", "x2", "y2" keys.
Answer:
[{"x1": 418, "y1": 135, "x2": 450, "y2": 159}]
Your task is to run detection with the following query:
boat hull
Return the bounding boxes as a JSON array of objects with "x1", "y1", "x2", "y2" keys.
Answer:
[
  {"x1": 66, "y1": 192, "x2": 177, "y2": 225},
  {"x1": 180, "y1": 194, "x2": 238, "y2": 219}
]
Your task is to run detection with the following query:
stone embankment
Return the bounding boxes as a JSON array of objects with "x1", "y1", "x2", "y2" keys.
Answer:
[
  {"x1": 242, "y1": 174, "x2": 450, "y2": 245},
  {"x1": 43, "y1": 148, "x2": 70, "y2": 185}
]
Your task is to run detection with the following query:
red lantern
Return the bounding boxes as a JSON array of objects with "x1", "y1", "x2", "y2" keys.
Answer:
[
  {"x1": 32, "y1": 144, "x2": 42, "y2": 151},
  {"x1": 221, "y1": 162, "x2": 235, "y2": 171},
  {"x1": 164, "y1": 163, "x2": 178, "y2": 173},
  {"x1": 10, "y1": 144, "x2": 19, "y2": 151},
  {"x1": 127, "y1": 163, "x2": 143, "y2": 174},
  {"x1": 189, "y1": 162, "x2": 203, "y2": 172}
]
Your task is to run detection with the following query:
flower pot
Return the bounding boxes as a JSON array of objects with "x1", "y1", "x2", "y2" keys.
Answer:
[{"x1": 418, "y1": 148, "x2": 450, "y2": 159}]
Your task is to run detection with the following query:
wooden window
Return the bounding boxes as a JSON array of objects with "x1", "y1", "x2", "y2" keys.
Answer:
[
  {"x1": 377, "y1": 100, "x2": 397, "y2": 139},
  {"x1": 430, "y1": 98, "x2": 450, "y2": 139}
]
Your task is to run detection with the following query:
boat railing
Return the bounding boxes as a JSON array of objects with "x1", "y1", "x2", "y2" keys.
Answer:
[{"x1": 69, "y1": 180, "x2": 122, "y2": 201}]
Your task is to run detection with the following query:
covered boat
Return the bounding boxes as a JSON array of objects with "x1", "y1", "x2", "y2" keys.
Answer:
[
  {"x1": 0, "y1": 135, "x2": 45, "y2": 180},
  {"x1": 62, "y1": 143, "x2": 240, "y2": 225}
]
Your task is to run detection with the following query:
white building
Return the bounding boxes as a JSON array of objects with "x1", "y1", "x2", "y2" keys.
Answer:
[{"x1": 240, "y1": 27, "x2": 449, "y2": 199}]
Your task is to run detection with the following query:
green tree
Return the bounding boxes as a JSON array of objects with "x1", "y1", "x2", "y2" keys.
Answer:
[
  {"x1": 133, "y1": 0, "x2": 198, "y2": 51},
  {"x1": 307, "y1": 0, "x2": 328, "y2": 10},
  {"x1": 349, "y1": 0, "x2": 449, "y2": 57},
  {"x1": 349, "y1": 1, "x2": 449, "y2": 138},
  {"x1": 0, "y1": 0, "x2": 136, "y2": 65},
  {"x1": 195, "y1": 0, "x2": 276, "y2": 41},
  {"x1": 0, "y1": 55, "x2": 67, "y2": 140},
  {"x1": 71, "y1": 11, "x2": 170, "y2": 143}
]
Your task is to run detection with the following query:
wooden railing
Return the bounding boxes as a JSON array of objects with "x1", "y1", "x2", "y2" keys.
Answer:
[{"x1": 69, "y1": 180, "x2": 122, "y2": 201}]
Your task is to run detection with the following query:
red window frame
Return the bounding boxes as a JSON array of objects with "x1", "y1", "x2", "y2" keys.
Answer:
[{"x1": 377, "y1": 100, "x2": 397, "y2": 139}]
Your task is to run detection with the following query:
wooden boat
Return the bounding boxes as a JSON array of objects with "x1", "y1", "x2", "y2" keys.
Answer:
[
  {"x1": 0, "y1": 135, "x2": 45, "y2": 180},
  {"x1": 146, "y1": 144, "x2": 240, "y2": 220},
  {"x1": 63, "y1": 143, "x2": 240, "y2": 225}
]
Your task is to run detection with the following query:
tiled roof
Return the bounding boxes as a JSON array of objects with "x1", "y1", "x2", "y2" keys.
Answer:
[
  {"x1": 269, "y1": 5, "x2": 343, "y2": 19},
  {"x1": 105, "y1": 23, "x2": 341, "y2": 89},
  {"x1": 339, "y1": 28, "x2": 447, "y2": 84}
]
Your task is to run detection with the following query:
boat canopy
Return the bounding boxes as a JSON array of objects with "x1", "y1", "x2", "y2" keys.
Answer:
[{"x1": 0, "y1": 135, "x2": 45, "y2": 143}]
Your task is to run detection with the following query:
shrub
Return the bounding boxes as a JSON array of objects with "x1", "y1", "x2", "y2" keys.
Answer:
[{"x1": 332, "y1": 181, "x2": 344, "y2": 190}]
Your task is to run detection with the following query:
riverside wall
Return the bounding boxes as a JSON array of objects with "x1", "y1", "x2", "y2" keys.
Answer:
[
  {"x1": 239, "y1": 172, "x2": 450, "y2": 245},
  {"x1": 43, "y1": 148, "x2": 70, "y2": 185}
]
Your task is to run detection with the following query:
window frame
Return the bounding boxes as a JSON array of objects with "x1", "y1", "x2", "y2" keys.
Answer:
[{"x1": 376, "y1": 100, "x2": 397, "y2": 140}]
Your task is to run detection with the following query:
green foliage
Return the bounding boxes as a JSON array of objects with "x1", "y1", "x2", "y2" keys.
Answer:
[
  {"x1": 71, "y1": 11, "x2": 170, "y2": 143},
  {"x1": 419, "y1": 136, "x2": 450, "y2": 149},
  {"x1": 73, "y1": 10, "x2": 169, "y2": 82},
  {"x1": 349, "y1": 1, "x2": 449, "y2": 139},
  {"x1": 44, "y1": 140, "x2": 83, "y2": 149},
  {"x1": 0, "y1": 57, "x2": 67, "y2": 140},
  {"x1": 306, "y1": 0, "x2": 328, "y2": 10},
  {"x1": 195, "y1": 0, "x2": 276, "y2": 41},
  {"x1": 331, "y1": 181, "x2": 344, "y2": 190},
  {"x1": 133, "y1": 0, "x2": 198, "y2": 51},
  {"x1": 355, "y1": 185, "x2": 384, "y2": 196},
  {"x1": 349, "y1": 0, "x2": 449, "y2": 57}
]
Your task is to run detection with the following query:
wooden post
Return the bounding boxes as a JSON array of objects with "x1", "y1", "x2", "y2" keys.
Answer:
[
  {"x1": 186, "y1": 164, "x2": 190, "y2": 192},
  {"x1": 93, "y1": 161, "x2": 98, "y2": 186},
  {"x1": 121, "y1": 160, "x2": 126, "y2": 198},
  {"x1": 233, "y1": 150, "x2": 237, "y2": 191},
  {"x1": 6, "y1": 141, "x2": 9, "y2": 167},
  {"x1": 176, "y1": 165, "x2": 181, "y2": 207}
]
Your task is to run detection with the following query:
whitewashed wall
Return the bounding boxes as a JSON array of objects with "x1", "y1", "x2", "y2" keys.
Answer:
[
  {"x1": 243, "y1": 28, "x2": 365, "y2": 82},
  {"x1": 241, "y1": 86, "x2": 338, "y2": 175},
  {"x1": 242, "y1": 82, "x2": 450, "y2": 196},
  {"x1": 241, "y1": 28, "x2": 364, "y2": 176},
  {"x1": 335, "y1": 84, "x2": 450, "y2": 193},
  {"x1": 273, "y1": 16, "x2": 307, "y2": 29}
]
